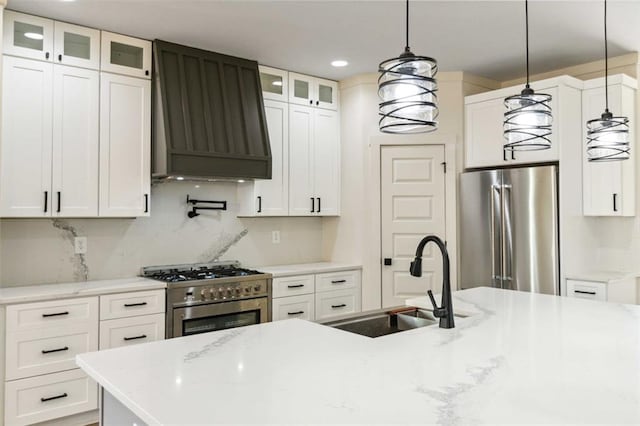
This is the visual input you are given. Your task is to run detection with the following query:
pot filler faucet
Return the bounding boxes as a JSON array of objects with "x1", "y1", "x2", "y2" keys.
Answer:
[{"x1": 409, "y1": 235, "x2": 455, "y2": 329}]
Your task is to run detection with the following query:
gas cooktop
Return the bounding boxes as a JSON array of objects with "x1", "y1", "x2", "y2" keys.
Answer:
[{"x1": 142, "y1": 261, "x2": 264, "y2": 283}]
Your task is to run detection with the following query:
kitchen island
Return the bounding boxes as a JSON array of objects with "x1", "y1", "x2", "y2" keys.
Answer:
[{"x1": 76, "y1": 287, "x2": 640, "y2": 424}]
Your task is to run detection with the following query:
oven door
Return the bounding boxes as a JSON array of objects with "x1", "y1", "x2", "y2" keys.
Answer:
[{"x1": 173, "y1": 297, "x2": 269, "y2": 338}]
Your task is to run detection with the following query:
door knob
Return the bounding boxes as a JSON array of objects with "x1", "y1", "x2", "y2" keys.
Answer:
[{"x1": 383, "y1": 258, "x2": 392, "y2": 266}]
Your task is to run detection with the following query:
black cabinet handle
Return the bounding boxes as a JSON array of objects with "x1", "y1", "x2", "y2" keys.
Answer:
[
  {"x1": 503, "y1": 149, "x2": 507, "y2": 162},
  {"x1": 257, "y1": 196, "x2": 262, "y2": 213},
  {"x1": 574, "y1": 290, "x2": 597, "y2": 296},
  {"x1": 384, "y1": 258, "x2": 392, "y2": 266},
  {"x1": 613, "y1": 193, "x2": 618, "y2": 212},
  {"x1": 317, "y1": 197, "x2": 321, "y2": 213},
  {"x1": 144, "y1": 194, "x2": 149, "y2": 213},
  {"x1": 45, "y1": 52, "x2": 50, "y2": 59},
  {"x1": 58, "y1": 54, "x2": 62, "y2": 61},
  {"x1": 42, "y1": 311, "x2": 69, "y2": 318},
  {"x1": 309, "y1": 99, "x2": 313, "y2": 105},
  {"x1": 310, "y1": 197, "x2": 315, "y2": 213},
  {"x1": 316, "y1": 100, "x2": 319, "y2": 106},
  {"x1": 511, "y1": 150, "x2": 515, "y2": 160},
  {"x1": 57, "y1": 191, "x2": 61, "y2": 213},
  {"x1": 41, "y1": 393, "x2": 67, "y2": 403},
  {"x1": 331, "y1": 304, "x2": 347, "y2": 309},
  {"x1": 42, "y1": 346, "x2": 69, "y2": 354},
  {"x1": 145, "y1": 70, "x2": 150, "y2": 76},
  {"x1": 288, "y1": 311, "x2": 304, "y2": 316},
  {"x1": 124, "y1": 334, "x2": 147, "y2": 341},
  {"x1": 331, "y1": 280, "x2": 347, "y2": 284},
  {"x1": 287, "y1": 284, "x2": 305, "y2": 288},
  {"x1": 44, "y1": 191, "x2": 48, "y2": 213},
  {"x1": 124, "y1": 302, "x2": 147, "y2": 307}
]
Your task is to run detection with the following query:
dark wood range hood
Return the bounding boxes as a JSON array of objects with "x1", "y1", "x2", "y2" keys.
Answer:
[{"x1": 152, "y1": 40, "x2": 272, "y2": 181}]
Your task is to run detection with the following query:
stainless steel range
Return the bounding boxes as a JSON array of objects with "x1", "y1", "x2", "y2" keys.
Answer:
[{"x1": 142, "y1": 261, "x2": 272, "y2": 338}]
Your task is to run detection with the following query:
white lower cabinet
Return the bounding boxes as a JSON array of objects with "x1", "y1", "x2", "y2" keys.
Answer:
[
  {"x1": 315, "y1": 289, "x2": 361, "y2": 321},
  {"x1": 4, "y1": 369, "x2": 98, "y2": 426},
  {"x1": 566, "y1": 276, "x2": 636, "y2": 304},
  {"x1": 272, "y1": 294, "x2": 314, "y2": 321},
  {"x1": 99, "y1": 313, "x2": 165, "y2": 350}
]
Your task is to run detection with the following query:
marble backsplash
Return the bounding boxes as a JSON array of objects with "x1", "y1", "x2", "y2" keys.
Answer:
[{"x1": 0, "y1": 182, "x2": 323, "y2": 287}]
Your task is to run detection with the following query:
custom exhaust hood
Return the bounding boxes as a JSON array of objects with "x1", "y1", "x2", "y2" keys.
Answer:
[{"x1": 153, "y1": 40, "x2": 272, "y2": 181}]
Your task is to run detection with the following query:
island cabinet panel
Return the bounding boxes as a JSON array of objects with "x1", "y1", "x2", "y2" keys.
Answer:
[{"x1": 154, "y1": 40, "x2": 271, "y2": 179}]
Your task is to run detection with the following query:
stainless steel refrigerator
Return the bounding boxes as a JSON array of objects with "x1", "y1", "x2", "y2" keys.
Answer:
[{"x1": 460, "y1": 165, "x2": 559, "y2": 295}]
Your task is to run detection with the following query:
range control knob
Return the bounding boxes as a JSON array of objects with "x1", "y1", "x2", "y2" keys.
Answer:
[
  {"x1": 235, "y1": 288, "x2": 242, "y2": 296},
  {"x1": 254, "y1": 285, "x2": 262, "y2": 292},
  {"x1": 210, "y1": 289, "x2": 215, "y2": 299},
  {"x1": 244, "y1": 287, "x2": 251, "y2": 294},
  {"x1": 200, "y1": 289, "x2": 206, "y2": 301},
  {"x1": 227, "y1": 287, "x2": 233, "y2": 297}
]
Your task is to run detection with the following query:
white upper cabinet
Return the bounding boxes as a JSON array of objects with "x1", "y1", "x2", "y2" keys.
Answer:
[
  {"x1": 0, "y1": 56, "x2": 53, "y2": 217},
  {"x1": 582, "y1": 74, "x2": 636, "y2": 217},
  {"x1": 100, "y1": 31, "x2": 152, "y2": 79},
  {"x1": 313, "y1": 108, "x2": 340, "y2": 215},
  {"x1": 3, "y1": 11, "x2": 54, "y2": 62},
  {"x1": 53, "y1": 21, "x2": 100, "y2": 70},
  {"x1": 289, "y1": 104, "x2": 316, "y2": 216},
  {"x1": 99, "y1": 72, "x2": 151, "y2": 217},
  {"x1": 464, "y1": 97, "x2": 508, "y2": 168},
  {"x1": 289, "y1": 72, "x2": 338, "y2": 110},
  {"x1": 259, "y1": 66, "x2": 288, "y2": 102}
]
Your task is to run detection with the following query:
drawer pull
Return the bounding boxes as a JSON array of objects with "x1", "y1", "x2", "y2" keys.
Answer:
[
  {"x1": 124, "y1": 302, "x2": 148, "y2": 307},
  {"x1": 42, "y1": 311, "x2": 69, "y2": 318},
  {"x1": 574, "y1": 290, "x2": 597, "y2": 296},
  {"x1": 287, "y1": 311, "x2": 305, "y2": 316},
  {"x1": 124, "y1": 334, "x2": 147, "y2": 341},
  {"x1": 331, "y1": 304, "x2": 347, "y2": 309},
  {"x1": 41, "y1": 392, "x2": 68, "y2": 403},
  {"x1": 42, "y1": 346, "x2": 69, "y2": 354},
  {"x1": 287, "y1": 284, "x2": 305, "y2": 289},
  {"x1": 331, "y1": 280, "x2": 347, "y2": 284}
]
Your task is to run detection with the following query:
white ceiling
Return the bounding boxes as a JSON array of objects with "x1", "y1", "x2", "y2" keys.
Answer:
[{"x1": 6, "y1": 0, "x2": 640, "y2": 82}]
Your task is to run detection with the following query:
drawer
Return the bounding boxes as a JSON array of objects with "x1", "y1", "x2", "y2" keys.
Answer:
[
  {"x1": 566, "y1": 279, "x2": 607, "y2": 301},
  {"x1": 315, "y1": 270, "x2": 361, "y2": 293},
  {"x1": 272, "y1": 294, "x2": 315, "y2": 321},
  {"x1": 6, "y1": 324, "x2": 98, "y2": 380},
  {"x1": 315, "y1": 289, "x2": 361, "y2": 321},
  {"x1": 100, "y1": 289, "x2": 165, "y2": 320},
  {"x1": 6, "y1": 297, "x2": 98, "y2": 333},
  {"x1": 272, "y1": 275, "x2": 315, "y2": 298},
  {"x1": 5, "y1": 369, "x2": 98, "y2": 426},
  {"x1": 100, "y1": 313, "x2": 165, "y2": 350}
]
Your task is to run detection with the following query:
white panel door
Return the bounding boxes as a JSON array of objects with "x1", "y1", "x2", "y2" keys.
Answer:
[
  {"x1": 52, "y1": 65, "x2": 99, "y2": 217},
  {"x1": 0, "y1": 56, "x2": 53, "y2": 217},
  {"x1": 3, "y1": 11, "x2": 54, "y2": 62},
  {"x1": 381, "y1": 145, "x2": 447, "y2": 307},
  {"x1": 254, "y1": 100, "x2": 289, "y2": 216},
  {"x1": 53, "y1": 21, "x2": 100, "y2": 70},
  {"x1": 313, "y1": 109, "x2": 340, "y2": 216},
  {"x1": 289, "y1": 104, "x2": 315, "y2": 216},
  {"x1": 99, "y1": 72, "x2": 151, "y2": 217}
]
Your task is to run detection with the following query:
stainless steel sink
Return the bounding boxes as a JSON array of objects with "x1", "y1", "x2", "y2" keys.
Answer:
[{"x1": 321, "y1": 308, "x2": 439, "y2": 338}]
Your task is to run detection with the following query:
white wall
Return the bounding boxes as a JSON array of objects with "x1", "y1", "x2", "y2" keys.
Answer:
[{"x1": 0, "y1": 182, "x2": 323, "y2": 287}]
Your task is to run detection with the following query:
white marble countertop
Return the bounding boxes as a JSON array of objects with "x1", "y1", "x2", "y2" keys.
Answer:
[
  {"x1": 255, "y1": 261, "x2": 362, "y2": 277},
  {"x1": 76, "y1": 287, "x2": 640, "y2": 425},
  {"x1": 0, "y1": 277, "x2": 165, "y2": 305},
  {"x1": 565, "y1": 270, "x2": 638, "y2": 283}
]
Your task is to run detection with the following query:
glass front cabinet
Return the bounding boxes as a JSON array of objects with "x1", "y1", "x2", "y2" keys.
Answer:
[
  {"x1": 100, "y1": 31, "x2": 152, "y2": 79},
  {"x1": 3, "y1": 10, "x2": 54, "y2": 61},
  {"x1": 54, "y1": 21, "x2": 100, "y2": 70}
]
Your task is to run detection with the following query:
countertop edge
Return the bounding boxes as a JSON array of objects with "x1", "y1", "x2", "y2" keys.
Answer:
[{"x1": 255, "y1": 262, "x2": 362, "y2": 278}]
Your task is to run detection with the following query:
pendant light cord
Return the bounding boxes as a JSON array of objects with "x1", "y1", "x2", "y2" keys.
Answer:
[
  {"x1": 525, "y1": 0, "x2": 530, "y2": 88},
  {"x1": 405, "y1": 0, "x2": 410, "y2": 51},
  {"x1": 604, "y1": 0, "x2": 609, "y2": 112}
]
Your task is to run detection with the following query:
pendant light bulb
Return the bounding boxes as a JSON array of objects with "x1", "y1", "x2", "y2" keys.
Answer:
[
  {"x1": 503, "y1": 0, "x2": 553, "y2": 151},
  {"x1": 378, "y1": 0, "x2": 438, "y2": 134},
  {"x1": 586, "y1": 0, "x2": 630, "y2": 162}
]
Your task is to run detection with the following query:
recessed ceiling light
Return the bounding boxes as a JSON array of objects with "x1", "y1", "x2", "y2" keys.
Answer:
[
  {"x1": 176, "y1": 176, "x2": 184, "y2": 181},
  {"x1": 331, "y1": 60, "x2": 348, "y2": 67},
  {"x1": 237, "y1": 179, "x2": 245, "y2": 183},
  {"x1": 24, "y1": 32, "x2": 44, "y2": 40}
]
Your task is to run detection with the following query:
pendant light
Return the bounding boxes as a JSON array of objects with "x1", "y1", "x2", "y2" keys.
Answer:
[
  {"x1": 586, "y1": 0, "x2": 630, "y2": 162},
  {"x1": 378, "y1": 0, "x2": 438, "y2": 134},
  {"x1": 504, "y1": 0, "x2": 552, "y2": 151}
]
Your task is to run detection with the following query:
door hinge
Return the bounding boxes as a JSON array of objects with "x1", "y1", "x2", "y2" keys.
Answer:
[{"x1": 441, "y1": 161, "x2": 447, "y2": 173}]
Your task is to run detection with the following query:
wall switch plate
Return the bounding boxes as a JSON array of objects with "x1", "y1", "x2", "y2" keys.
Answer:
[
  {"x1": 272, "y1": 230, "x2": 281, "y2": 244},
  {"x1": 74, "y1": 237, "x2": 87, "y2": 254}
]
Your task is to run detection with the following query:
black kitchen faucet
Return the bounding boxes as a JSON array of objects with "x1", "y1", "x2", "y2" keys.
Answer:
[{"x1": 409, "y1": 235, "x2": 455, "y2": 329}]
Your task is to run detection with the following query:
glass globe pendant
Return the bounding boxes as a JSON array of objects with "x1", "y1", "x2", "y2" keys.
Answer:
[
  {"x1": 503, "y1": 0, "x2": 552, "y2": 151},
  {"x1": 378, "y1": 0, "x2": 438, "y2": 134},
  {"x1": 586, "y1": 0, "x2": 630, "y2": 162}
]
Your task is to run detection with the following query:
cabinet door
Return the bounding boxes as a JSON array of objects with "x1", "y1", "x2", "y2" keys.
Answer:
[
  {"x1": 289, "y1": 104, "x2": 315, "y2": 216},
  {"x1": 3, "y1": 11, "x2": 54, "y2": 62},
  {"x1": 0, "y1": 56, "x2": 53, "y2": 217},
  {"x1": 464, "y1": 97, "x2": 509, "y2": 168},
  {"x1": 288, "y1": 72, "x2": 315, "y2": 107},
  {"x1": 52, "y1": 65, "x2": 99, "y2": 217},
  {"x1": 254, "y1": 100, "x2": 289, "y2": 216},
  {"x1": 315, "y1": 78, "x2": 338, "y2": 110},
  {"x1": 100, "y1": 32, "x2": 151, "y2": 79},
  {"x1": 259, "y1": 66, "x2": 288, "y2": 102},
  {"x1": 99, "y1": 73, "x2": 151, "y2": 217},
  {"x1": 53, "y1": 21, "x2": 100, "y2": 70},
  {"x1": 313, "y1": 109, "x2": 340, "y2": 216}
]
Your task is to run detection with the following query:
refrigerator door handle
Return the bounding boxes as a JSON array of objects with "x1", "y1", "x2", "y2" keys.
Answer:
[
  {"x1": 502, "y1": 184, "x2": 513, "y2": 288},
  {"x1": 490, "y1": 184, "x2": 502, "y2": 286}
]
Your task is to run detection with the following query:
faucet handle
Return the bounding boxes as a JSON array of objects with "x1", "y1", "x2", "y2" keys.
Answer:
[{"x1": 427, "y1": 290, "x2": 447, "y2": 318}]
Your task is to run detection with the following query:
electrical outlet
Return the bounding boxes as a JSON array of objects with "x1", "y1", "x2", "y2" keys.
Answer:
[
  {"x1": 272, "y1": 230, "x2": 281, "y2": 244},
  {"x1": 74, "y1": 237, "x2": 87, "y2": 254}
]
